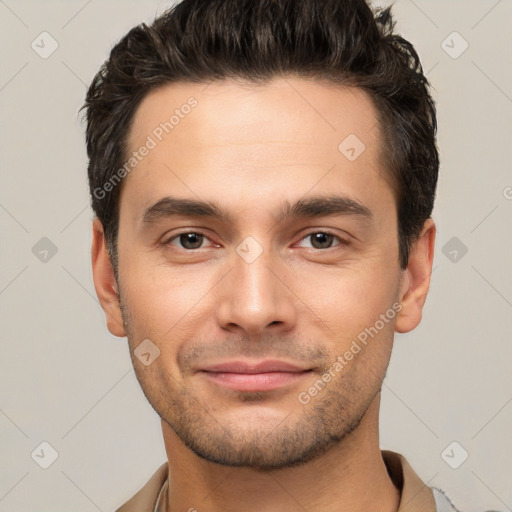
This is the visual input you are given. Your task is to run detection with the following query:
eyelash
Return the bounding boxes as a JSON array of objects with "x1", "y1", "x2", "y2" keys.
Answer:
[{"x1": 163, "y1": 230, "x2": 350, "y2": 251}]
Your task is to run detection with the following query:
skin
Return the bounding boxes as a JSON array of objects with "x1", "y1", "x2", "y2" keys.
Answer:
[{"x1": 91, "y1": 77, "x2": 435, "y2": 511}]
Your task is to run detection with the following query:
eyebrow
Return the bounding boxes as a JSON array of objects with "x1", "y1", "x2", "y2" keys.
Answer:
[{"x1": 140, "y1": 194, "x2": 373, "y2": 226}]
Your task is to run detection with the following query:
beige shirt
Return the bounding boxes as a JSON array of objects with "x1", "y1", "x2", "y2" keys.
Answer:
[{"x1": 115, "y1": 450, "x2": 449, "y2": 512}]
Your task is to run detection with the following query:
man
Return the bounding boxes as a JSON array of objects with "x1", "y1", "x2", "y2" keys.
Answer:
[{"x1": 83, "y1": 0, "x2": 473, "y2": 510}]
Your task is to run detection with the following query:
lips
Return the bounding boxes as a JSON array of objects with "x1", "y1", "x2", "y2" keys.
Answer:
[
  {"x1": 201, "y1": 360, "x2": 309, "y2": 373},
  {"x1": 200, "y1": 360, "x2": 312, "y2": 392}
]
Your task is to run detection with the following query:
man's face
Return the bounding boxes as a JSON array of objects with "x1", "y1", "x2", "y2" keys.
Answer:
[{"x1": 114, "y1": 78, "x2": 404, "y2": 469}]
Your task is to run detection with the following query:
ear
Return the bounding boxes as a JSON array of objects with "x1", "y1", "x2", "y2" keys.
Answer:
[
  {"x1": 91, "y1": 217, "x2": 126, "y2": 337},
  {"x1": 395, "y1": 218, "x2": 436, "y2": 333}
]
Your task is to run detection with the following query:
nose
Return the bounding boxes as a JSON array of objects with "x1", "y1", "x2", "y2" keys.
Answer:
[{"x1": 214, "y1": 241, "x2": 298, "y2": 337}]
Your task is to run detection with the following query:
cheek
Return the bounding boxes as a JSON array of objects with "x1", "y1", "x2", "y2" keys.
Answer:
[
  {"x1": 295, "y1": 256, "x2": 400, "y2": 339},
  {"x1": 121, "y1": 254, "x2": 216, "y2": 340}
]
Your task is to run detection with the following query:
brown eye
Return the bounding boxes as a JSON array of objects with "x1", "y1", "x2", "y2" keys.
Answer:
[
  {"x1": 310, "y1": 233, "x2": 335, "y2": 249},
  {"x1": 167, "y1": 232, "x2": 210, "y2": 250},
  {"x1": 296, "y1": 231, "x2": 349, "y2": 250}
]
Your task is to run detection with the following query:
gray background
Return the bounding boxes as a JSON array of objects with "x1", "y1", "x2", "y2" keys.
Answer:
[{"x1": 1, "y1": 0, "x2": 511, "y2": 510}]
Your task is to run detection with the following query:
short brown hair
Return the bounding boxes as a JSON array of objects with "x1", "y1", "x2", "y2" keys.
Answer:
[{"x1": 82, "y1": 0, "x2": 439, "y2": 274}]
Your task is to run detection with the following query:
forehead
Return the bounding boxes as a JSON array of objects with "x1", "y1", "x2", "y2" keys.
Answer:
[
  {"x1": 120, "y1": 77, "x2": 391, "y2": 226},
  {"x1": 128, "y1": 77, "x2": 381, "y2": 153}
]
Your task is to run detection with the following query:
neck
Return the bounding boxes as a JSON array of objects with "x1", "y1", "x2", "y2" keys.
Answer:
[{"x1": 161, "y1": 393, "x2": 400, "y2": 512}]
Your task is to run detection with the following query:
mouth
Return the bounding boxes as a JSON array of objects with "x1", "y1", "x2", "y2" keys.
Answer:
[{"x1": 199, "y1": 360, "x2": 313, "y2": 392}]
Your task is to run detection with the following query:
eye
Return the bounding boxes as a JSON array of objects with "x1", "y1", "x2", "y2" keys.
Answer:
[
  {"x1": 296, "y1": 231, "x2": 349, "y2": 250},
  {"x1": 163, "y1": 230, "x2": 350, "y2": 252},
  {"x1": 165, "y1": 232, "x2": 215, "y2": 250}
]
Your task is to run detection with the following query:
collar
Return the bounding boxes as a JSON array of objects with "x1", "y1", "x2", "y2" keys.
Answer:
[
  {"x1": 382, "y1": 450, "x2": 437, "y2": 512},
  {"x1": 116, "y1": 450, "x2": 437, "y2": 512}
]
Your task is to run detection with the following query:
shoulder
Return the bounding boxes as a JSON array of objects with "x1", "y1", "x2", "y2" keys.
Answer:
[
  {"x1": 431, "y1": 485, "x2": 504, "y2": 512},
  {"x1": 114, "y1": 462, "x2": 168, "y2": 512},
  {"x1": 431, "y1": 487, "x2": 460, "y2": 512}
]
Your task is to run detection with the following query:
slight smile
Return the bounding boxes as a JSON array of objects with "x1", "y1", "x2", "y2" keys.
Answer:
[{"x1": 200, "y1": 360, "x2": 313, "y2": 392}]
